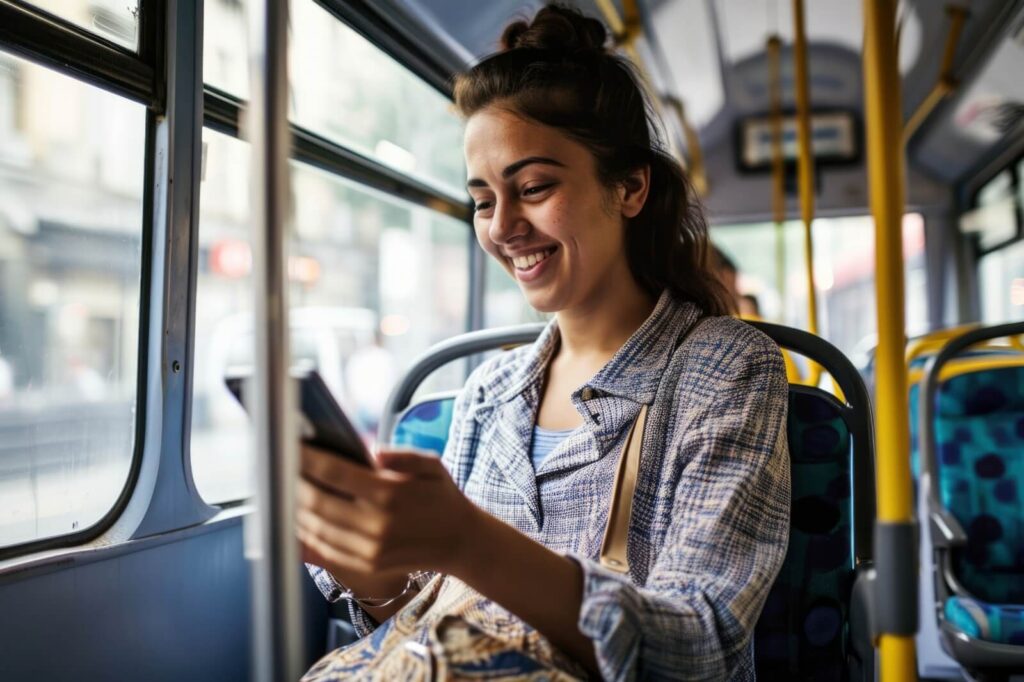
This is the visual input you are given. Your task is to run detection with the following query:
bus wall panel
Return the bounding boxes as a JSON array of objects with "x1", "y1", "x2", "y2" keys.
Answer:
[{"x1": 0, "y1": 518, "x2": 327, "y2": 682}]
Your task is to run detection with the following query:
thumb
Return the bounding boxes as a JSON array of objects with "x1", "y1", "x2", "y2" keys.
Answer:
[{"x1": 375, "y1": 449, "x2": 444, "y2": 477}]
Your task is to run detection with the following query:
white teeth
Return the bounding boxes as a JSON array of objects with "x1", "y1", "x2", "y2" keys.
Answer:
[{"x1": 511, "y1": 248, "x2": 554, "y2": 270}]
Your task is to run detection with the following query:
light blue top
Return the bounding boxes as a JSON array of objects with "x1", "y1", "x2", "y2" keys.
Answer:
[{"x1": 530, "y1": 425, "x2": 575, "y2": 470}]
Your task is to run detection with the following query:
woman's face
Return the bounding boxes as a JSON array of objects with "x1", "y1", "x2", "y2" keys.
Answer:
[{"x1": 464, "y1": 106, "x2": 646, "y2": 314}]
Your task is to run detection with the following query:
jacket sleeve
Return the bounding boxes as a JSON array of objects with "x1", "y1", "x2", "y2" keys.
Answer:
[{"x1": 571, "y1": 332, "x2": 791, "y2": 681}]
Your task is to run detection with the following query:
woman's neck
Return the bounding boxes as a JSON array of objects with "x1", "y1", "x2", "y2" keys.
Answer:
[{"x1": 555, "y1": 273, "x2": 657, "y2": 361}]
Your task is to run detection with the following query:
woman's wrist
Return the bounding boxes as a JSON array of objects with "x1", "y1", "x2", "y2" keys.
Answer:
[{"x1": 446, "y1": 503, "x2": 493, "y2": 581}]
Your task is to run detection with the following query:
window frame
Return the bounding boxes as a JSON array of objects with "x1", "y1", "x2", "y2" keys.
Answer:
[
  {"x1": 0, "y1": 0, "x2": 164, "y2": 560},
  {"x1": 969, "y1": 153, "x2": 1024, "y2": 258},
  {"x1": 0, "y1": 0, "x2": 482, "y2": 555},
  {"x1": 193, "y1": 1, "x2": 478, "y2": 506}
]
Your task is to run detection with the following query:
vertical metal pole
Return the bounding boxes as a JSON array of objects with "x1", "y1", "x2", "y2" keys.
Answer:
[
  {"x1": 767, "y1": 35, "x2": 787, "y2": 318},
  {"x1": 246, "y1": 0, "x2": 304, "y2": 680},
  {"x1": 792, "y1": 0, "x2": 822, "y2": 386},
  {"x1": 864, "y1": 1, "x2": 919, "y2": 679}
]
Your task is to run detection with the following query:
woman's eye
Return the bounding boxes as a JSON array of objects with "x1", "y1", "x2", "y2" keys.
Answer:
[
  {"x1": 473, "y1": 200, "x2": 494, "y2": 213},
  {"x1": 522, "y1": 183, "x2": 554, "y2": 197}
]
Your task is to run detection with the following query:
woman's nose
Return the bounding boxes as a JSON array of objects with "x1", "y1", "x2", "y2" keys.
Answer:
[{"x1": 488, "y1": 200, "x2": 528, "y2": 245}]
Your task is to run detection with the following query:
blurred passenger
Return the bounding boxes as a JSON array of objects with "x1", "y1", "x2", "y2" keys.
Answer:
[
  {"x1": 739, "y1": 293, "x2": 761, "y2": 319},
  {"x1": 711, "y1": 244, "x2": 740, "y2": 314}
]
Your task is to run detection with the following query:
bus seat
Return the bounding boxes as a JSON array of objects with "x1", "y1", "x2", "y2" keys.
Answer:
[
  {"x1": 391, "y1": 392, "x2": 458, "y2": 455},
  {"x1": 748, "y1": 322, "x2": 876, "y2": 682},
  {"x1": 375, "y1": 321, "x2": 876, "y2": 680},
  {"x1": 920, "y1": 323, "x2": 1024, "y2": 673}
]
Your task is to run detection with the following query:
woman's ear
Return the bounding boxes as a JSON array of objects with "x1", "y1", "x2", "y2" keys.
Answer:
[{"x1": 619, "y1": 165, "x2": 651, "y2": 219}]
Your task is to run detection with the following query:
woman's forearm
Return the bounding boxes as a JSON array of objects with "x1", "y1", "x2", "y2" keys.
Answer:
[{"x1": 452, "y1": 506, "x2": 599, "y2": 675}]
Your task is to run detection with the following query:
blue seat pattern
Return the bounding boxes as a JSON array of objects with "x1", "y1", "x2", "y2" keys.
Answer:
[
  {"x1": 945, "y1": 597, "x2": 1024, "y2": 645},
  {"x1": 754, "y1": 388, "x2": 854, "y2": 681},
  {"x1": 932, "y1": 367, "x2": 1024, "y2": 613},
  {"x1": 391, "y1": 397, "x2": 455, "y2": 455}
]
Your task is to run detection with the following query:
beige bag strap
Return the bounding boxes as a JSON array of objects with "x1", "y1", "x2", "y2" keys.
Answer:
[
  {"x1": 598, "y1": 316, "x2": 708, "y2": 574},
  {"x1": 599, "y1": 403, "x2": 648, "y2": 573}
]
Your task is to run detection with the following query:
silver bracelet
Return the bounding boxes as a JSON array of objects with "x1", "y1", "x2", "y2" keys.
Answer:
[{"x1": 342, "y1": 571, "x2": 431, "y2": 609}]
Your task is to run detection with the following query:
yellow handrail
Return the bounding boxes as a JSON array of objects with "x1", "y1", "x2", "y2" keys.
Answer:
[
  {"x1": 792, "y1": 0, "x2": 822, "y2": 387},
  {"x1": 766, "y1": 35, "x2": 788, "y2": 322},
  {"x1": 903, "y1": 5, "x2": 968, "y2": 145},
  {"x1": 864, "y1": 1, "x2": 918, "y2": 679},
  {"x1": 908, "y1": 354, "x2": 1024, "y2": 385}
]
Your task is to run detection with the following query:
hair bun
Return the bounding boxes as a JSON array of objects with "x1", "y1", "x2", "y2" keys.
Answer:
[{"x1": 499, "y1": 5, "x2": 608, "y2": 54}]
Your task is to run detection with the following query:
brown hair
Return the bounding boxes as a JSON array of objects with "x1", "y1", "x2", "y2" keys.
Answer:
[{"x1": 453, "y1": 4, "x2": 731, "y2": 316}]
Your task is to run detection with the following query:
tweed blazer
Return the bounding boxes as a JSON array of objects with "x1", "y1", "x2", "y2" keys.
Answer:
[{"x1": 314, "y1": 291, "x2": 791, "y2": 681}]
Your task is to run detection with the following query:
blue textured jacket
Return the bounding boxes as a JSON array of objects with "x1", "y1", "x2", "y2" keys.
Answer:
[{"x1": 315, "y1": 291, "x2": 791, "y2": 680}]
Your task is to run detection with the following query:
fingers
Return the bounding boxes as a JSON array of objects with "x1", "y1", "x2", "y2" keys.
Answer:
[
  {"x1": 296, "y1": 508, "x2": 376, "y2": 562},
  {"x1": 296, "y1": 524, "x2": 374, "y2": 575},
  {"x1": 297, "y1": 479, "x2": 385, "y2": 537},
  {"x1": 375, "y1": 449, "x2": 446, "y2": 477},
  {"x1": 301, "y1": 443, "x2": 407, "y2": 506}
]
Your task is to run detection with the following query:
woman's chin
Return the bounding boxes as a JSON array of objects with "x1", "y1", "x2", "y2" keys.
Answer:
[{"x1": 520, "y1": 288, "x2": 566, "y2": 316}]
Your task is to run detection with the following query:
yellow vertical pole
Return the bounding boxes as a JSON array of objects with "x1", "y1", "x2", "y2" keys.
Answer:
[
  {"x1": 864, "y1": 1, "x2": 918, "y2": 679},
  {"x1": 792, "y1": 0, "x2": 822, "y2": 385},
  {"x1": 767, "y1": 35, "x2": 787, "y2": 314}
]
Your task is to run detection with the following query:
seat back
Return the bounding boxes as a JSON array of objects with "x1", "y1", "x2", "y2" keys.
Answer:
[
  {"x1": 391, "y1": 393, "x2": 457, "y2": 455},
  {"x1": 383, "y1": 322, "x2": 876, "y2": 681},
  {"x1": 928, "y1": 363, "x2": 1024, "y2": 604},
  {"x1": 753, "y1": 386, "x2": 857, "y2": 680},
  {"x1": 747, "y1": 323, "x2": 875, "y2": 681}
]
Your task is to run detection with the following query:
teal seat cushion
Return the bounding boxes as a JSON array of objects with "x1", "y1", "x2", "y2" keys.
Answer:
[
  {"x1": 945, "y1": 596, "x2": 1024, "y2": 645},
  {"x1": 933, "y1": 366, "x2": 1024, "y2": 604},
  {"x1": 391, "y1": 397, "x2": 455, "y2": 455},
  {"x1": 755, "y1": 388, "x2": 854, "y2": 681}
]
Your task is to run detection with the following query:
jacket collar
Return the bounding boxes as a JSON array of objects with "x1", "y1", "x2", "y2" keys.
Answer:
[
  {"x1": 484, "y1": 289, "x2": 703, "y2": 410},
  {"x1": 472, "y1": 291, "x2": 704, "y2": 530}
]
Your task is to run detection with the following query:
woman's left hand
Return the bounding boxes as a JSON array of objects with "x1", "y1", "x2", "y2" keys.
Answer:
[{"x1": 297, "y1": 446, "x2": 480, "y2": 578}]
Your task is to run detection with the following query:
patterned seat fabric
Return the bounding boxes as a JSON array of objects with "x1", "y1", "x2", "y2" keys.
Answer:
[
  {"x1": 754, "y1": 388, "x2": 855, "y2": 681},
  {"x1": 391, "y1": 397, "x2": 456, "y2": 455},
  {"x1": 945, "y1": 597, "x2": 1024, "y2": 645},
  {"x1": 932, "y1": 367, "x2": 1024, "y2": 610}
]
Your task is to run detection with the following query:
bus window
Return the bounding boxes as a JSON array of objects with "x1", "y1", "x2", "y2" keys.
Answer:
[
  {"x1": 203, "y1": 0, "x2": 467, "y2": 197},
  {"x1": 979, "y1": 240, "x2": 1024, "y2": 324},
  {"x1": 0, "y1": 51, "x2": 145, "y2": 549},
  {"x1": 712, "y1": 213, "x2": 927, "y2": 358},
  {"x1": 22, "y1": 1, "x2": 139, "y2": 51},
  {"x1": 190, "y1": 130, "x2": 470, "y2": 505}
]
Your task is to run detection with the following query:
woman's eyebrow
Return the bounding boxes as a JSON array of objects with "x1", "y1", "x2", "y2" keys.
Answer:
[{"x1": 466, "y1": 156, "x2": 566, "y2": 188}]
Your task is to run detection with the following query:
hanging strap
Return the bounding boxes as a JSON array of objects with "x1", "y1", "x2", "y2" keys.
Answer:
[{"x1": 598, "y1": 316, "x2": 708, "y2": 574}]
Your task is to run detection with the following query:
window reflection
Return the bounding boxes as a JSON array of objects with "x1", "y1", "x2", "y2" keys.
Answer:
[
  {"x1": 711, "y1": 214, "x2": 927, "y2": 361},
  {"x1": 202, "y1": 0, "x2": 467, "y2": 196},
  {"x1": 191, "y1": 130, "x2": 470, "y2": 504},
  {"x1": 0, "y1": 51, "x2": 145, "y2": 548},
  {"x1": 27, "y1": 0, "x2": 139, "y2": 50}
]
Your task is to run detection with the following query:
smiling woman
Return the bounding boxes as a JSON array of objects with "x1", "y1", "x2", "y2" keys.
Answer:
[{"x1": 298, "y1": 5, "x2": 789, "y2": 681}]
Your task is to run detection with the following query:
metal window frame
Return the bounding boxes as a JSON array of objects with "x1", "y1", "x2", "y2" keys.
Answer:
[
  {"x1": 0, "y1": 0, "x2": 484, "y2": 557},
  {"x1": 0, "y1": 0, "x2": 169, "y2": 561},
  {"x1": 0, "y1": 0, "x2": 161, "y2": 107},
  {"x1": 203, "y1": 87, "x2": 472, "y2": 222}
]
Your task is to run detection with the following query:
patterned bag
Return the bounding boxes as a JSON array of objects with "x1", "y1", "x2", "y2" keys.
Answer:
[{"x1": 301, "y1": 574, "x2": 588, "y2": 681}]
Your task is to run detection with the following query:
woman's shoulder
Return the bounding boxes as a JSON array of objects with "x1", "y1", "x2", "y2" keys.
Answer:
[
  {"x1": 671, "y1": 314, "x2": 786, "y2": 390},
  {"x1": 687, "y1": 314, "x2": 783, "y2": 360}
]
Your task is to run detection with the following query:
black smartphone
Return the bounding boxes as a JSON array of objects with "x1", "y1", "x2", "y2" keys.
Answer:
[{"x1": 225, "y1": 368, "x2": 374, "y2": 467}]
